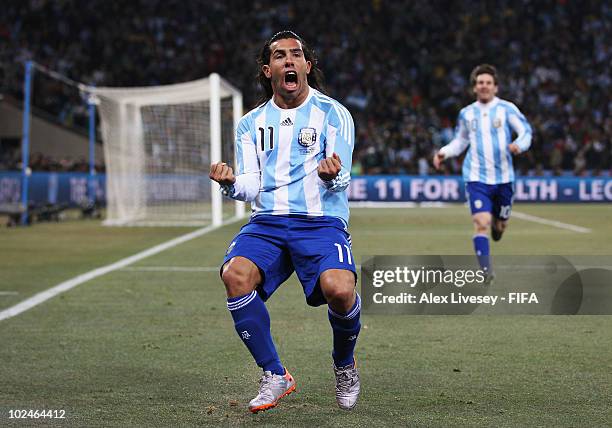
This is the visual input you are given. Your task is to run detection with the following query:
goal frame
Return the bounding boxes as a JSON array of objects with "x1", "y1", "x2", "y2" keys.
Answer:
[{"x1": 90, "y1": 73, "x2": 244, "y2": 226}]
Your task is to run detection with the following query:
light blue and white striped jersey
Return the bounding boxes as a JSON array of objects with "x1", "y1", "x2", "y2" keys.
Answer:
[
  {"x1": 226, "y1": 87, "x2": 354, "y2": 224},
  {"x1": 440, "y1": 97, "x2": 532, "y2": 184}
]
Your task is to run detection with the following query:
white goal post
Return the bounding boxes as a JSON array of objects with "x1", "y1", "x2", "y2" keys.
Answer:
[{"x1": 90, "y1": 73, "x2": 244, "y2": 226}]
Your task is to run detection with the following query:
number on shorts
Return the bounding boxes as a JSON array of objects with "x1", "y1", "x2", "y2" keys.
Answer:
[
  {"x1": 499, "y1": 205, "x2": 512, "y2": 219},
  {"x1": 334, "y1": 243, "x2": 353, "y2": 265}
]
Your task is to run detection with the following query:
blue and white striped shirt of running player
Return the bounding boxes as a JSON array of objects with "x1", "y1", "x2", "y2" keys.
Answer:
[
  {"x1": 439, "y1": 97, "x2": 532, "y2": 184},
  {"x1": 222, "y1": 87, "x2": 354, "y2": 224}
]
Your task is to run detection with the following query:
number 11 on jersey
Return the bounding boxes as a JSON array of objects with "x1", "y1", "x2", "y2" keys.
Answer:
[{"x1": 258, "y1": 126, "x2": 274, "y2": 151}]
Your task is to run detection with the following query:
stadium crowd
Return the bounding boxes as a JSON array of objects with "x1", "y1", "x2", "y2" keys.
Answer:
[
  {"x1": 1, "y1": 0, "x2": 610, "y2": 175},
  {"x1": 0, "y1": 147, "x2": 104, "y2": 172}
]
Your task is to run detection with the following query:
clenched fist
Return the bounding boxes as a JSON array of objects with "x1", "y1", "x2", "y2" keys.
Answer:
[
  {"x1": 209, "y1": 162, "x2": 236, "y2": 185},
  {"x1": 318, "y1": 153, "x2": 342, "y2": 181},
  {"x1": 508, "y1": 143, "x2": 521, "y2": 155},
  {"x1": 433, "y1": 151, "x2": 445, "y2": 170}
]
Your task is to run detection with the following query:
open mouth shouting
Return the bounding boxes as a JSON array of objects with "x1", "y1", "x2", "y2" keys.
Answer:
[{"x1": 283, "y1": 70, "x2": 298, "y2": 91}]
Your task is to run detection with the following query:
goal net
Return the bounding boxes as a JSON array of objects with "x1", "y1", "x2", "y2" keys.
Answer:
[{"x1": 91, "y1": 74, "x2": 244, "y2": 226}]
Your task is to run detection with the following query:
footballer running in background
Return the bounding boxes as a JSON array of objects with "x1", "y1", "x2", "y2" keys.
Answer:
[
  {"x1": 209, "y1": 31, "x2": 360, "y2": 412},
  {"x1": 433, "y1": 64, "x2": 532, "y2": 279}
]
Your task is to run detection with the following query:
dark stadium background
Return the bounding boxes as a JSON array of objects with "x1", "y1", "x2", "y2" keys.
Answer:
[{"x1": 0, "y1": 0, "x2": 610, "y2": 176}]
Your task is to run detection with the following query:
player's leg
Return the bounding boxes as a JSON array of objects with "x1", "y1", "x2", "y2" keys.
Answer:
[
  {"x1": 491, "y1": 217, "x2": 507, "y2": 241},
  {"x1": 491, "y1": 183, "x2": 514, "y2": 241},
  {"x1": 319, "y1": 268, "x2": 362, "y2": 410},
  {"x1": 472, "y1": 210, "x2": 492, "y2": 268},
  {"x1": 288, "y1": 217, "x2": 360, "y2": 409},
  {"x1": 220, "y1": 220, "x2": 296, "y2": 412},
  {"x1": 319, "y1": 269, "x2": 360, "y2": 368},
  {"x1": 222, "y1": 256, "x2": 261, "y2": 297},
  {"x1": 466, "y1": 182, "x2": 494, "y2": 273},
  {"x1": 222, "y1": 255, "x2": 285, "y2": 376}
]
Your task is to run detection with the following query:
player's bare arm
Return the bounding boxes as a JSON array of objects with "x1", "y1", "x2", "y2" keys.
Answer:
[
  {"x1": 318, "y1": 152, "x2": 342, "y2": 181},
  {"x1": 209, "y1": 162, "x2": 236, "y2": 185}
]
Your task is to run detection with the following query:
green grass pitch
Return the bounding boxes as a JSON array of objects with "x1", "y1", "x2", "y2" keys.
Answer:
[{"x1": 1, "y1": 204, "x2": 611, "y2": 427}]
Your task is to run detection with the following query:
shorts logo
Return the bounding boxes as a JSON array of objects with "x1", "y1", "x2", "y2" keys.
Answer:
[
  {"x1": 493, "y1": 118, "x2": 502, "y2": 128},
  {"x1": 226, "y1": 241, "x2": 236, "y2": 255},
  {"x1": 240, "y1": 330, "x2": 251, "y2": 340},
  {"x1": 298, "y1": 127, "x2": 317, "y2": 147},
  {"x1": 474, "y1": 199, "x2": 483, "y2": 209}
]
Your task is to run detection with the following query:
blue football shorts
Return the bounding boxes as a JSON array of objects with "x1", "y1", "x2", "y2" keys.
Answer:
[
  {"x1": 221, "y1": 215, "x2": 357, "y2": 306},
  {"x1": 466, "y1": 181, "x2": 515, "y2": 220}
]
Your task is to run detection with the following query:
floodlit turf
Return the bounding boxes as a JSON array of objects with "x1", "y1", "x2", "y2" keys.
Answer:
[{"x1": 0, "y1": 204, "x2": 611, "y2": 427}]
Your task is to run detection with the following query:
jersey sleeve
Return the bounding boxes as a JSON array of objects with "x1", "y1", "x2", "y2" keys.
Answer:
[
  {"x1": 439, "y1": 109, "x2": 470, "y2": 158},
  {"x1": 221, "y1": 116, "x2": 261, "y2": 201},
  {"x1": 321, "y1": 104, "x2": 355, "y2": 192},
  {"x1": 506, "y1": 103, "x2": 532, "y2": 152}
]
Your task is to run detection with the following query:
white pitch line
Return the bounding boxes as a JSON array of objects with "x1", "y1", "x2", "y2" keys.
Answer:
[
  {"x1": 512, "y1": 211, "x2": 591, "y2": 233},
  {"x1": 121, "y1": 266, "x2": 219, "y2": 272},
  {"x1": 0, "y1": 217, "x2": 243, "y2": 322},
  {"x1": 350, "y1": 201, "x2": 450, "y2": 208}
]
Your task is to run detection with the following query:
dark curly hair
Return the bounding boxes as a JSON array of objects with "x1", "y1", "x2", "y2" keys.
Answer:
[
  {"x1": 255, "y1": 31, "x2": 326, "y2": 106},
  {"x1": 470, "y1": 64, "x2": 499, "y2": 86}
]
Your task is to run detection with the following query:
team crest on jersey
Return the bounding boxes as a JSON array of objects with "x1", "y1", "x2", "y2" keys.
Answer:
[
  {"x1": 298, "y1": 127, "x2": 317, "y2": 147},
  {"x1": 493, "y1": 118, "x2": 502, "y2": 128}
]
